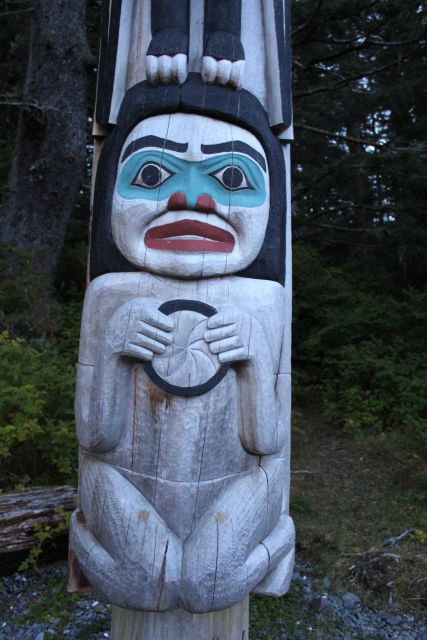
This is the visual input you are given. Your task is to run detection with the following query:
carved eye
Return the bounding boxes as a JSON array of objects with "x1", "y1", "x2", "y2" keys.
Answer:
[
  {"x1": 132, "y1": 162, "x2": 174, "y2": 189},
  {"x1": 210, "y1": 165, "x2": 252, "y2": 191}
]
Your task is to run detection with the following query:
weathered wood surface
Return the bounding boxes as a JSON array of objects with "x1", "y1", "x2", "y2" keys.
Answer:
[
  {"x1": 111, "y1": 597, "x2": 249, "y2": 640},
  {"x1": 0, "y1": 486, "x2": 76, "y2": 554},
  {"x1": 70, "y1": 105, "x2": 295, "y2": 612},
  {"x1": 70, "y1": 0, "x2": 294, "y2": 624}
]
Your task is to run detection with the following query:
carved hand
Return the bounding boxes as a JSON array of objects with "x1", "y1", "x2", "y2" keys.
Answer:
[
  {"x1": 204, "y1": 306, "x2": 257, "y2": 364},
  {"x1": 119, "y1": 300, "x2": 173, "y2": 361}
]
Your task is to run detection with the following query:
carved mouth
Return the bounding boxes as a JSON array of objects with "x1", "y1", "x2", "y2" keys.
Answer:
[{"x1": 144, "y1": 219, "x2": 235, "y2": 252}]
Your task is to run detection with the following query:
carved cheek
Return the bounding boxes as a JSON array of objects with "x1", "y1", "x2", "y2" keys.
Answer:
[
  {"x1": 111, "y1": 192, "x2": 168, "y2": 261},
  {"x1": 216, "y1": 186, "x2": 269, "y2": 251}
]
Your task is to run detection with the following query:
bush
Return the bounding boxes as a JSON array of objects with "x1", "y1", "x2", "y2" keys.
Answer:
[
  {"x1": 293, "y1": 245, "x2": 427, "y2": 443},
  {"x1": 0, "y1": 329, "x2": 78, "y2": 488}
]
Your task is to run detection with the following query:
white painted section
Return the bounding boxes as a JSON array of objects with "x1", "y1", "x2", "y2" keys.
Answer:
[
  {"x1": 240, "y1": 0, "x2": 266, "y2": 105},
  {"x1": 279, "y1": 143, "x2": 292, "y2": 375},
  {"x1": 110, "y1": 0, "x2": 151, "y2": 123}
]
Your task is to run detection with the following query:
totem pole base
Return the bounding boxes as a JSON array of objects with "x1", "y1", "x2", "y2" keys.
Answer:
[{"x1": 111, "y1": 597, "x2": 249, "y2": 640}]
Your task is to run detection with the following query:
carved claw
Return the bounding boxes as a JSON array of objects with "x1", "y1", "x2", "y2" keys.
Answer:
[
  {"x1": 146, "y1": 53, "x2": 188, "y2": 85},
  {"x1": 202, "y1": 57, "x2": 244, "y2": 89}
]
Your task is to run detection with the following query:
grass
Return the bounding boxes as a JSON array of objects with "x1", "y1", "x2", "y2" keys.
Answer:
[
  {"x1": 5, "y1": 407, "x2": 427, "y2": 639},
  {"x1": 290, "y1": 407, "x2": 427, "y2": 614}
]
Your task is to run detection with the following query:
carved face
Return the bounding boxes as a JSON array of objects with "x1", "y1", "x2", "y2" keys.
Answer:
[{"x1": 111, "y1": 113, "x2": 270, "y2": 278}]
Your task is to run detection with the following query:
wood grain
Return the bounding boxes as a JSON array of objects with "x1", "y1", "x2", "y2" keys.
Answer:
[
  {"x1": 111, "y1": 596, "x2": 249, "y2": 640},
  {"x1": 0, "y1": 486, "x2": 76, "y2": 555}
]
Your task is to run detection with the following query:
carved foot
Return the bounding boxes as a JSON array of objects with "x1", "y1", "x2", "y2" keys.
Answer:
[
  {"x1": 252, "y1": 514, "x2": 295, "y2": 597},
  {"x1": 146, "y1": 29, "x2": 188, "y2": 84},
  {"x1": 202, "y1": 31, "x2": 245, "y2": 89}
]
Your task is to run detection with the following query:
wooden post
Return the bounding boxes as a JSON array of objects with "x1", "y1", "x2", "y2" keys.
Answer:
[
  {"x1": 69, "y1": 2, "x2": 295, "y2": 637},
  {"x1": 111, "y1": 597, "x2": 249, "y2": 640}
]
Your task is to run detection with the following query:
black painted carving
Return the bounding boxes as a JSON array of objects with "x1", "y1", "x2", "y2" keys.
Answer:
[
  {"x1": 143, "y1": 300, "x2": 230, "y2": 398},
  {"x1": 95, "y1": 0, "x2": 122, "y2": 126},
  {"x1": 90, "y1": 74, "x2": 286, "y2": 285},
  {"x1": 275, "y1": 0, "x2": 292, "y2": 131},
  {"x1": 122, "y1": 136, "x2": 189, "y2": 163},
  {"x1": 201, "y1": 142, "x2": 266, "y2": 172},
  {"x1": 146, "y1": 29, "x2": 189, "y2": 57},
  {"x1": 204, "y1": 32, "x2": 244, "y2": 62},
  {"x1": 204, "y1": 0, "x2": 243, "y2": 58},
  {"x1": 95, "y1": 0, "x2": 291, "y2": 130}
]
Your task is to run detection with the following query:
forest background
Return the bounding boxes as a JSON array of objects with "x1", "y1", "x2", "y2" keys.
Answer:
[{"x1": 0, "y1": 0, "x2": 426, "y2": 618}]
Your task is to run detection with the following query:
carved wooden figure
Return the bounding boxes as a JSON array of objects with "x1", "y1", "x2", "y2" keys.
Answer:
[{"x1": 69, "y1": 2, "x2": 293, "y2": 638}]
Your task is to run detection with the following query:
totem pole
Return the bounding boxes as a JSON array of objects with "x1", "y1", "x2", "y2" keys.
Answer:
[{"x1": 69, "y1": 1, "x2": 294, "y2": 638}]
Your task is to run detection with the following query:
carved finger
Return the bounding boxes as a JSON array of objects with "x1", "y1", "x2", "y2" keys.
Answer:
[
  {"x1": 202, "y1": 56, "x2": 217, "y2": 83},
  {"x1": 218, "y1": 346, "x2": 249, "y2": 364},
  {"x1": 122, "y1": 344, "x2": 153, "y2": 361},
  {"x1": 171, "y1": 53, "x2": 187, "y2": 84},
  {"x1": 230, "y1": 60, "x2": 244, "y2": 89},
  {"x1": 216, "y1": 59, "x2": 232, "y2": 85},
  {"x1": 133, "y1": 333, "x2": 166, "y2": 354},
  {"x1": 204, "y1": 324, "x2": 236, "y2": 343},
  {"x1": 141, "y1": 309, "x2": 174, "y2": 332},
  {"x1": 146, "y1": 55, "x2": 159, "y2": 83},
  {"x1": 137, "y1": 321, "x2": 172, "y2": 345},
  {"x1": 209, "y1": 335, "x2": 242, "y2": 354},
  {"x1": 158, "y1": 54, "x2": 172, "y2": 83},
  {"x1": 207, "y1": 310, "x2": 236, "y2": 330}
]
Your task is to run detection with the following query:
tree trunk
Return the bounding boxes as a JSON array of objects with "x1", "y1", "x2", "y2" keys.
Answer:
[
  {"x1": 0, "y1": 0, "x2": 91, "y2": 281},
  {"x1": 0, "y1": 485, "x2": 76, "y2": 575}
]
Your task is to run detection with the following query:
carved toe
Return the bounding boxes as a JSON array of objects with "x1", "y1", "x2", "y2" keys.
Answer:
[{"x1": 146, "y1": 29, "x2": 188, "y2": 85}]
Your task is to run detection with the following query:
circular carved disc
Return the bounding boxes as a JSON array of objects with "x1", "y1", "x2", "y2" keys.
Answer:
[{"x1": 143, "y1": 300, "x2": 230, "y2": 397}]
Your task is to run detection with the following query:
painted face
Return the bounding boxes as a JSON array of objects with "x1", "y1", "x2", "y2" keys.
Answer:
[{"x1": 112, "y1": 113, "x2": 270, "y2": 278}]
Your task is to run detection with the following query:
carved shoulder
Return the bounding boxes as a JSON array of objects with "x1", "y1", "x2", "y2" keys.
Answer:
[
  {"x1": 78, "y1": 273, "x2": 147, "y2": 365},
  {"x1": 230, "y1": 276, "x2": 286, "y2": 325}
]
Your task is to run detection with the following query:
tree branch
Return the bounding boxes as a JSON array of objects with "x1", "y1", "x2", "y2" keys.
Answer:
[
  {"x1": 0, "y1": 7, "x2": 33, "y2": 17},
  {"x1": 294, "y1": 46, "x2": 420, "y2": 99},
  {"x1": 294, "y1": 123, "x2": 385, "y2": 149},
  {"x1": 292, "y1": 0, "x2": 324, "y2": 37},
  {"x1": 0, "y1": 95, "x2": 60, "y2": 112}
]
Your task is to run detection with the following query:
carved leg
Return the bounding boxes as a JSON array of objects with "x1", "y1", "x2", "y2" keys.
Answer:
[
  {"x1": 202, "y1": 0, "x2": 245, "y2": 88},
  {"x1": 146, "y1": 0, "x2": 189, "y2": 84},
  {"x1": 69, "y1": 457, "x2": 182, "y2": 611},
  {"x1": 182, "y1": 467, "x2": 276, "y2": 612}
]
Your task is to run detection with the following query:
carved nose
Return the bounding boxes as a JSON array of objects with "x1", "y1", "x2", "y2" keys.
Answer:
[
  {"x1": 195, "y1": 194, "x2": 216, "y2": 213},
  {"x1": 168, "y1": 192, "x2": 187, "y2": 210}
]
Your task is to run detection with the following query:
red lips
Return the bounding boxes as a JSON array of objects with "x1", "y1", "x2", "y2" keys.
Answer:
[{"x1": 144, "y1": 219, "x2": 235, "y2": 253}]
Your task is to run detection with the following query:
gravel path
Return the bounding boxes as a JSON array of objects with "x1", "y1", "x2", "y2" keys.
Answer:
[{"x1": 0, "y1": 561, "x2": 426, "y2": 639}]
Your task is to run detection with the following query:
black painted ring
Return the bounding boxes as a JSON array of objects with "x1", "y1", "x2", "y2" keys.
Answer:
[{"x1": 143, "y1": 299, "x2": 230, "y2": 397}]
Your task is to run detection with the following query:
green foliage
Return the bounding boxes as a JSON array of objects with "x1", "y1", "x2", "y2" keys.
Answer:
[
  {"x1": 0, "y1": 329, "x2": 78, "y2": 488},
  {"x1": 19, "y1": 508, "x2": 72, "y2": 571},
  {"x1": 293, "y1": 244, "x2": 427, "y2": 443},
  {"x1": 23, "y1": 573, "x2": 79, "y2": 629}
]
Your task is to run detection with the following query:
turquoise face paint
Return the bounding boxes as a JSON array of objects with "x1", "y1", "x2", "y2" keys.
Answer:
[{"x1": 116, "y1": 151, "x2": 267, "y2": 208}]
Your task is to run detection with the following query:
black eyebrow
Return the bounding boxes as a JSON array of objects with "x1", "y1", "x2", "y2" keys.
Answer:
[
  {"x1": 122, "y1": 136, "x2": 188, "y2": 162},
  {"x1": 200, "y1": 141, "x2": 266, "y2": 172}
]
